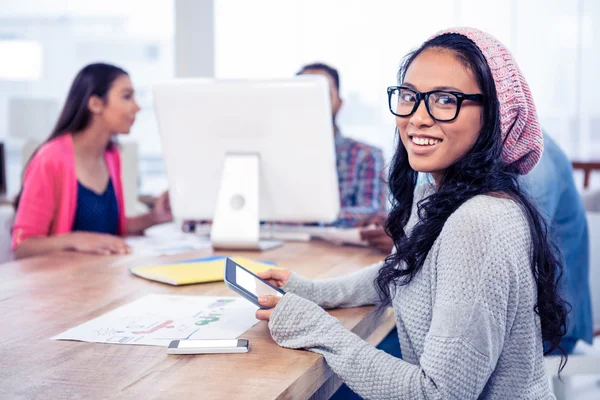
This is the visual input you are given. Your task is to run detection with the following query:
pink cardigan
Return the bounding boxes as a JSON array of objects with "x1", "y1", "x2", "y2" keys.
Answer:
[{"x1": 12, "y1": 134, "x2": 127, "y2": 249}]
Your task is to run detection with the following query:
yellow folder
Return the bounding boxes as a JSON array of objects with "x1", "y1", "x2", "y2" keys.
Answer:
[{"x1": 130, "y1": 256, "x2": 277, "y2": 286}]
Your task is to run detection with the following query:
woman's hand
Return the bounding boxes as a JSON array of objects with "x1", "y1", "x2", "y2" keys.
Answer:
[
  {"x1": 360, "y1": 226, "x2": 394, "y2": 254},
  {"x1": 256, "y1": 268, "x2": 291, "y2": 288},
  {"x1": 126, "y1": 191, "x2": 173, "y2": 235},
  {"x1": 254, "y1": 269, "x2": 291, "y2": 321},
  {"x1": 356, "y1": 212, "x2": 394, "y2": 254},
  {"x1": 67, "y1": 232, "x2": 131, "y2": 255},
  {"x1": 255, "y1": 296, "x2": 282, "y2": 321},
  {"x1": 355, "y1": 211, "x2": 388, "y2": 227},
  {"x1": 151, "y1": 191, "x2": 173, "y2": 224}
]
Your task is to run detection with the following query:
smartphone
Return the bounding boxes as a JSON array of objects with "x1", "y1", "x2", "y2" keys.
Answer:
[
  {"x1": 224, "y1": 257, "x2": 285, "y2": 309},
  {"x1": 167, "y1": 338, "x2": 249, "y2": 354}
]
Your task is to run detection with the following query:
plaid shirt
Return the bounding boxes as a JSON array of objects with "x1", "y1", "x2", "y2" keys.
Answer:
[{"x1": 334, "y1": 133, "x2": 386, "y2": 227}]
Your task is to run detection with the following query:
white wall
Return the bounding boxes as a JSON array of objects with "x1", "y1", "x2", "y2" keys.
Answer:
[
  {"x1": 2, "y1": 0, "x2": 599, "y2": 193},
  {"x1": 0, "y1": 0, "x2": 175, "y2": 195}
]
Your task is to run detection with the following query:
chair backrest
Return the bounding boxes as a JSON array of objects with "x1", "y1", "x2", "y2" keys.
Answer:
[
  {"x1": 587, "y1": 211, "x2": 600, "y2": 332},
  {"x1": 21, "y1": 139, "x2": 41, "y2": 170},
  {"x1": 582, "y1": 189, "x2": 600, "y2": 213},
  {"x1": 118, "y1": 141, "x2": 140, "y2": 217},
  {"x1": 0, "y1": 142, "x2": 6, "y2": 195},
  {"x1": 0, "y1": 205, "x2": 14, "y2": 263},
  {"x1": 9, "y1": 98, "x2": 59, "y2": 142}
]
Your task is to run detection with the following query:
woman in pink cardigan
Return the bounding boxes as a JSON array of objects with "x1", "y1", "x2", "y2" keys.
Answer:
[{"x1": 12, "y1": 63, "x2": 172, "y2": 259}]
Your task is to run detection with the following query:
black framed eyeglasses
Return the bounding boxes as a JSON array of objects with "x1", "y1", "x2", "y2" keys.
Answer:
[{"x1": 387, "y1": 86, "x2": 484, "y2": 122}]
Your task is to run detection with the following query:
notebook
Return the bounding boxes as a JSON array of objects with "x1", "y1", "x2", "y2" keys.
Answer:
[{"x1": 130, "y1": 255, "x2": 277, "y2": 286}]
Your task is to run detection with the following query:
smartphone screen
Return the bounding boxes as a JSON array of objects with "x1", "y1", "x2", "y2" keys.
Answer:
[
  {"x1": 235, "y1": 265, "x2": 283, "y2": 298},
  {"x1": 178, "y1": 339, "x2": 239, "y2": 349}
]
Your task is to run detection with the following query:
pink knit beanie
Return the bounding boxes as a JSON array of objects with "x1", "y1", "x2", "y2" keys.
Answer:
[{"x1": 429, "y1": 27, "x2": 543, "y2": 174}]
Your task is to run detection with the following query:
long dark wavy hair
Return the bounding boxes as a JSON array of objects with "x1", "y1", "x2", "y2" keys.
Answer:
[
  {"x1": 376, "y1": 33, "x2": 569, "y2": 368},
  {"x1": 13, "y1": 63, "x2": 127, "y2": 212}
]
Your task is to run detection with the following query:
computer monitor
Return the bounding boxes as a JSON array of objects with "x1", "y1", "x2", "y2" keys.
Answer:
[{"x1": 153, "y1": 77, "x2": 340, "y2": 250}]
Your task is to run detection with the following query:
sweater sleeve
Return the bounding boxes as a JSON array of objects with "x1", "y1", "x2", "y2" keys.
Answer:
[
  {"x1": 282, "y1": 261, "x2": 383, "y2": 309},
  {"x1": 280, "y1": 185, "x2": 434, "y2": 309},
  {"x1": 268, "y1": 201, "x2": 528, "y2": 400},
  {"x1": 12, "y1": 155, "x2": 58, "y2": 249}
]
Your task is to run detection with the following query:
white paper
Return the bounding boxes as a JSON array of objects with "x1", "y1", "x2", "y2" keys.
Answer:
[
  {"x1": 125, "y1": 235, "x2": 211, "y2": 256},
  {"x1": 53, "y1": 294, "x2": 259, "y2": 346}
]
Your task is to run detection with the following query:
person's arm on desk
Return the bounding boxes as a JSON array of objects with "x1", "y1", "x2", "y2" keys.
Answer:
[
  {"x1": 126, "y1": 190, "x2": 173, "y2": 235},
  {"x1": 361, "y1": 227, "x2": 394, "y2": 254},
  {"x1": 14, "y1": 191, "x2": 172, "y2": 258},
  {"x1": 12, "y1": 152, "x2": 131, "y2": 259},
  {"x1": 13, "y1": 232, "x2": 131, "y2": 259},
  {"x1": 257, "y1": 261, "x2": 382, "y2": 309},
  {"x1": 356, "y1": 212, "x2": 394, "y2": 254}
]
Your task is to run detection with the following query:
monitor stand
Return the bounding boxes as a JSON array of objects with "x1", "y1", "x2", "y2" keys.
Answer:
[{"x1": 210, "y1": 153, "x2": 282, "y2": 251}]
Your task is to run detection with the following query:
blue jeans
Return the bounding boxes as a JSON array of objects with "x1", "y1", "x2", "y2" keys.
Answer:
[{"x1": 330, "y1": 328, "x2": 401, "y2": 400}]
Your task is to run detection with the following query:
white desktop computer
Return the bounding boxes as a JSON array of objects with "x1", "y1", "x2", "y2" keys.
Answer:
[{"x1": 153, "y1": 76, "x2": 340, "y2": 250}]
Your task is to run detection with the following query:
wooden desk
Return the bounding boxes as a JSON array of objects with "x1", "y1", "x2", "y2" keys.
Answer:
[{"x1": 0, "y1": 242, "x2": 392, "y2": 399}]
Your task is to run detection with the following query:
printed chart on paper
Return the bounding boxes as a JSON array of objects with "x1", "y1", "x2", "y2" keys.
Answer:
[{"x1": 53, "y1": 294, "x2": 259, "y2": 346}]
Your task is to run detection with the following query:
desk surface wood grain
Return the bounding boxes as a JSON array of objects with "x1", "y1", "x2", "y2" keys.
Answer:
[{"x1": 0, "y1": 241, "x2": 390, "y2": 400}]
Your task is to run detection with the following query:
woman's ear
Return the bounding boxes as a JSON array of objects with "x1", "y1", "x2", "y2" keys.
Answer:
[{"x1": 87, "y1": 95, "x2": 104, "y2": 115}]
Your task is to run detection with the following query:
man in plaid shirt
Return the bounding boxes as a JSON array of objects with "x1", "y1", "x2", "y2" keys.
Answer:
[{"x1": 298, "y1": 63, "x2": 387, "y2": 227}]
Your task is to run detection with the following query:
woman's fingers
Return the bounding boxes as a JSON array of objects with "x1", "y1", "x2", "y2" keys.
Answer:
[
  {"x1": 257, "y1": 269, "x2": 289, "y2": 287},
  {"x1": 372, "y1": 239, "x2": 393, "y2": 254},
  {"x1": 103, "y1": 238, "x2": 130, "y2": 254},
  {"x1": 258, "y1": 295, "x2": 280, "y2": 309},
  {"x1": 84, "y1": 246, "x2": 112, "y2": 256},
  {"x1": 360, "y1": 227, "x2": 387, "y2": 241},
  {"x1": 356, "y1": 212, "x2": 387, "y2": 227},
  {"x1": 255, "y1": 296, "x2": 280, "y2": 320},
  {"x1": 255, "y1": 309, "x2": 273, "y2": 321}
]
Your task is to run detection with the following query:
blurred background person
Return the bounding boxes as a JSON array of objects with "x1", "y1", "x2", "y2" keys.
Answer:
[
  {"x1": 12, "y1": 63, "x2": 172, "y2": 259},
  {"x1": 298, "y1": 62, "x2": 387, "y2": 227}
]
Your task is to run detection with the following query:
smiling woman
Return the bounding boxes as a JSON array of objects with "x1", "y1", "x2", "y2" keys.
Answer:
[
  {"x1": 390, "y1": 49, "x2": 486, "y2": 181},
  {"x1": 254, "y1": 27, "x2": 567, "y2": 400},
  {"x1": 380, "y1": 27, "x2": 567, "y2": 359}
]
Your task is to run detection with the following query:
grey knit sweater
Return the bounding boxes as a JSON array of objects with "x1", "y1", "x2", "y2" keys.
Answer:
[{"x1": 268, "y1": 185, "x2": 555, "y2": 399}]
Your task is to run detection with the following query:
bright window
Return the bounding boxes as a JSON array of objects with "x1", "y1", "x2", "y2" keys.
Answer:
[{"x1": 0, "y1": 40, "x2": 43, "y2": 81}]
